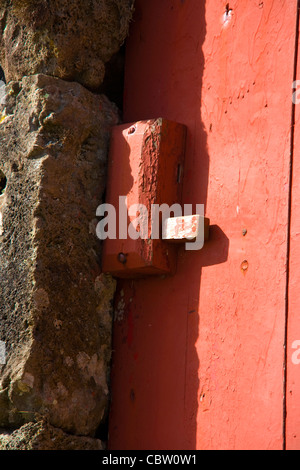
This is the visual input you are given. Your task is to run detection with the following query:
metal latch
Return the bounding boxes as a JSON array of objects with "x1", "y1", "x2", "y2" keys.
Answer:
[{"x1": 99, "y1": 118, "x2": 209, "y2": 278}]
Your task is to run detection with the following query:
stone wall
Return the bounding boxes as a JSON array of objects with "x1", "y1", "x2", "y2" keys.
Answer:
[{"x1": 0, "y1": 0, "x2": 133, "y2": 450}]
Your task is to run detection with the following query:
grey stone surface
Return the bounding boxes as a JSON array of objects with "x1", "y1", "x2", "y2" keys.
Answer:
[
  {"x1": 0, "y1": 420, "x2": 103, "y2": 450},
  {"x1": 0, "y1": 0, "x2": 134, "y2": 89},
  {"x1": 0, "y1": 74, "x2": 118, "y2": 437}
]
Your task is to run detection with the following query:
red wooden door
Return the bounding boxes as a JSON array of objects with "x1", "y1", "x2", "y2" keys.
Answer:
[{"x1": 108, "y1": 0, "x2": 299, "y2": 450}]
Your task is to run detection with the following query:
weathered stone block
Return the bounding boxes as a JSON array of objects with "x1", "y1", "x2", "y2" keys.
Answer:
[
  {"x1": 0, "y1": 420, "x2": 103, "y2": 450},
  {"x1": 0, "y1": 74, "x2": 118, "y2": 437},
  {"x1": 0, "y1": 0, "x2": 134, "y2": 89}
]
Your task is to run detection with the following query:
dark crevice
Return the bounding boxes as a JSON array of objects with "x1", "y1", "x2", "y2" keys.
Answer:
[
  {"x1": 0, "y1": 170, "x2": 7, "y2": 195},
  {"x1": 95, "y1": 408, "x2": 110, "y2": 443},
  {"x1": 0, "y1": 65, "x2": 5, "y2": 83},
  {"x1": 98, "y1": 43, "x2": 126, "y2": 115},
  {"x1": 94, "y1": 42, "x2": 126, "y2": 444}
]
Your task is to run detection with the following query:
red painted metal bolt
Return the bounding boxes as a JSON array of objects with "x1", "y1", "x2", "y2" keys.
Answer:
[
  {"x1": 118, "y1": 253, "x2": 127, "y2": 264},
  {"x1": 241, "y1": 260, "x2": 249, "y2": 272},
  {"x1": 128, "y1": 126, "x2": 136, "y2": 135}
]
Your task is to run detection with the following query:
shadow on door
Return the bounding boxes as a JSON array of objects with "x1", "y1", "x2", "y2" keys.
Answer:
[{"x1": 108, "y1": 0, "x2": 229, "y2": 450}]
